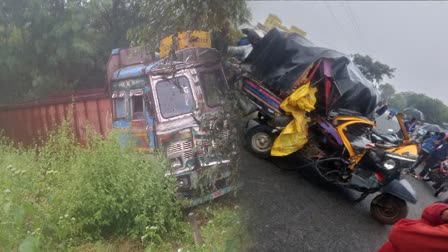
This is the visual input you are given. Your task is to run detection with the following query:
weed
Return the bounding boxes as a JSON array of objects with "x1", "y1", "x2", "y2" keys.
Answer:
[{"x1": 0, "y1": 122, "x2": 185, "y2": 250}]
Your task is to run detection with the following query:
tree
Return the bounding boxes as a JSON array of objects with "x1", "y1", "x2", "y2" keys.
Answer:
[
  {"x1": 0, "y1": 0, "x2": 250, "y2": 104},
  {"x1": 378, "y1": 83, "x2": 396, "y2": 99},
  {"x1": 127, "y1": 0, "x2": 250, "y2": 48},
  {"x1": 389, "y1": 92, "x2": 448, "y2": 124},
  {"x1": 388, "y1": 93, "x2": 406, "y2": 110},
  {"x1": 352, "y1": 54, "x2": 396, "y2": 84},
  {"x1": 0, "y1": 0, "x2": 139, "y2": 103}
]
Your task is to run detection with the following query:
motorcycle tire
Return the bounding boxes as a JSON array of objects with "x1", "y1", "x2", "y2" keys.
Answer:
[
  {"x1": 434, "y1": 186, "x2": 446, "y2": 197},
  {"x1": 370, "y1": 193, "x2": 408, "y2": 225},
  {"x1": 245, "y1": 125, "x2": 274, "y2": 159}
]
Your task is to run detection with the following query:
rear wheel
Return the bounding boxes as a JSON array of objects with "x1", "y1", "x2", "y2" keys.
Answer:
[
  {"x1": 434, "y1": 183, "x2": 446, "y2": 197},
  {"x1": 435, "y1": 188, "x2": 443, "y2": 197},
  {"x1": 371, "y1": 193, "x2": 408, "y2": 225},
  {"x1": 245, "y1": 125, "x2": 274, "y2": 158}
]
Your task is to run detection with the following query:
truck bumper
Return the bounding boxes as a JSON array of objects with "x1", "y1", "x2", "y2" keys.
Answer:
[{"x1": 175, "y1": 160, "x2": 240, "y2": 207}]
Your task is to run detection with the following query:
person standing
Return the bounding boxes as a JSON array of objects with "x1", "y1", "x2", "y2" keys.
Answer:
[
  {"x1": 404, "y1": 117, "x2": 417, "y2": 134},
  {"x1": 375, "y1": 99, "x2": 389, "y2": 117},
  {"x1": 387, "y1": 108, "x2": 398, "y2": 120},
  {"x1": 409, "y1": 132, "x2": 446, "y2": 175},
  {"x1": 378, "y1": 200, "x2": 448, "y2": 252},
  {"x1": 415, "y1": 133, "x2": 448, "y2": 180}
]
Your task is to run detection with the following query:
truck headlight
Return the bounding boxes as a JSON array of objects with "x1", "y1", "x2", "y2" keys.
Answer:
[
  {"x1": 176, "y1": 175, "x2": 191, "y2": 190},
  {"x1": 170, "y1": 157, "x2": 182, "y2": 169},
  {"x1": 383, "y1": 159, "x2": 396, "y2": 170}
]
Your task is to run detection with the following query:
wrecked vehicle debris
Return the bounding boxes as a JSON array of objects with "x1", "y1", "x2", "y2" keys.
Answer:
[{"x1": 231, "y1": 28, "x2": 418, "y2": 224}]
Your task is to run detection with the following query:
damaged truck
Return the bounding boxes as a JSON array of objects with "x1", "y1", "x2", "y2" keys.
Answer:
[
  {"x1": 0, "y1": 32, "x2": 239, "y2": 207},
  {"x1": 107, "y1": 34, "x2": 239, "y2": 207}
]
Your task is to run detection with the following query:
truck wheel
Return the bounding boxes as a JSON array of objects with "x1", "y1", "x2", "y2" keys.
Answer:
[
  {"x1": 371, "y1": 193, "x2": 408, "y2": 225},
  {"x1": 245, "y1": 125, "x2": 273, "y2": 158}
]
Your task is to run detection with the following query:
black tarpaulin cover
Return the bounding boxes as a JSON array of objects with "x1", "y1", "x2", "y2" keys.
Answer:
[{"x1": 243, "y1": 28, "x2": 378, "y2": 119}]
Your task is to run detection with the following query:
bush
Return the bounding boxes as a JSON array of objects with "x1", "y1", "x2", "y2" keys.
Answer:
[{"x1": 0, "y1": 123, "x2": 185, "y2": 250}]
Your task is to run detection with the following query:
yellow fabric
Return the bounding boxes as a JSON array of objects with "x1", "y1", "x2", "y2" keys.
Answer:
[{"x1": 270, "y1": 83, "x2": 317, "y2": 156}]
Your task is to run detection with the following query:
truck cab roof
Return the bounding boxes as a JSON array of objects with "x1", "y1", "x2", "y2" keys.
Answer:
[{"x1": 111, "y1": 64, "x2": 146, "y2": 81}]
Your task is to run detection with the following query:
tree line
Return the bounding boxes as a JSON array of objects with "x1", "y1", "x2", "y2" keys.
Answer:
[
  {"x1": 352, "y1": 53, "x2": 448, "y2": 125},
  {"x1": 0, "y1": 0, "x2": 249, "y2": 104}
]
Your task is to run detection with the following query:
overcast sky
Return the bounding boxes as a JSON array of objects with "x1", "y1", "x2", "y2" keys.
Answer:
[{"x1": 248, "y1": 1, "x2": 448, "y2": 103}]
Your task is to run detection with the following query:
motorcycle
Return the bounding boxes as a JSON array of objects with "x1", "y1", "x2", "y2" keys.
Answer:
[
  {"x1": 424, "y1": 160, "x2": 448, "y2": 197},
  {"x1": 246, "y1": 112, "x2": 418, "y2": 225}
]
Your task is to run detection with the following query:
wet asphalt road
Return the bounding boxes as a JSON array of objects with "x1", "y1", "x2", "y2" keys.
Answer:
[{"x1": 238, "y1": 115, "x2": 441, "y2": 252}]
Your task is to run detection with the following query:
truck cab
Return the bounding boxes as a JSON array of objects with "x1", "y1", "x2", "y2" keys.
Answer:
[
  {"x1": 145, "y1": 47, "x2": 238, "y2": 205},
  {"x1": 107, "y1": 46, "x2": 238, "y2": 206}
]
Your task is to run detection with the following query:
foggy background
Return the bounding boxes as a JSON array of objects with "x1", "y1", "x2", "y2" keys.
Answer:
[{"x1": 248, "y1": 1, "x2": 448, "y2": 104}]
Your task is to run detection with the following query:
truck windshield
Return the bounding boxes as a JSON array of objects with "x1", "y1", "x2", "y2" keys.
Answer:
[
  {"x1": 198, "y1": 70, "x2": 227, "y2": 107},
  {"x1": 156, "y1": 76, "x2": 194, "y2": 119}
]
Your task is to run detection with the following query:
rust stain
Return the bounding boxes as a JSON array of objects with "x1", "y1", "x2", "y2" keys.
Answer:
[{"x1": 0, "y1": 89, "x2": 112, "y2": 145}]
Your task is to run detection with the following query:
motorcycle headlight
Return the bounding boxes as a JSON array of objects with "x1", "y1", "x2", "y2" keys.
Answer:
[
  {"x1": 383, "y1": 159, "x2": 396, "y2": 170},
  {"x1": 170, "y1": 157, "x2": 182, "y2": 169}
]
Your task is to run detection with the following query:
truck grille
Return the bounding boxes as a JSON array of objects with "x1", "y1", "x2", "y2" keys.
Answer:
[
  {"x1": 219, "y1": 129, "x2": 230, "y2": 139},
  {"x1": 183, "y1": 141, "x2": 193, "y2": 150},
  {"x1": 167, "y1": 143, "x2": 182, "y2": 154},
  {"x1": 184, "y1": 150, "x2": 193, "y2": 159},
  {"x1": 166, "y1": 140, "x2": 193, "y2": 157},
  {"x1": 195, "y1": 129, "x2": 231, "y2": 154}
]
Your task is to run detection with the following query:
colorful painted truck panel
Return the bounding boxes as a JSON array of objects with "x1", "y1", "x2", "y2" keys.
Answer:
[{"x1": 110, "y1": 64, "x2": 154, "y2": 151}]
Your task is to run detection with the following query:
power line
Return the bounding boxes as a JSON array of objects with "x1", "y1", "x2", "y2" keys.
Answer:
[
  {"x1": 322, "y1": 2, "x2": 355, "y2": 53},
  {"x1": 341, "y1": 2, "x2": 362, "y2": 52},
  {"x1": 344, "y1": 2, "x2": 367, "y2": 52}
]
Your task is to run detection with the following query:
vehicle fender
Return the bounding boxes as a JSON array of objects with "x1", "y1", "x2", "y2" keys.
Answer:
[
  {"x1": 246, "y1": 118, "x2": 262, "y2": 132},
  {"x1": 381, "y1": 179, "x2": 417, "y2": 204}
]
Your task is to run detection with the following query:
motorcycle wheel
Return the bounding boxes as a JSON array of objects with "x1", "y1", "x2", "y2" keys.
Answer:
[
  {"x1": 434, "y1": 184, "x2": 447, "y2": 197},
  {"x1": 245, "y1": 125, "x2": 273, "y2": 159},
  {"x1": 370, "y1": 193, "x2": 408, "y2": 225},
  {"x1": 422, "y1": 177, "x2": 432, "y2": 182},
  {"x1": 435, "y1": 188, "x2": 443, "y2": 197}
]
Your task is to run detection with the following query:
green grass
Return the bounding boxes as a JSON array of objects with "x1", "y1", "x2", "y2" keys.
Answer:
[
  {"x1": 0, "y1": 124, "x2": 184, "y2": 250},
  {"x1": 76, "y1": 200, "x2": 248, "y2": 252},
  {"x1": 0, "y1": 124, "x2": 248, "y2": 251}
]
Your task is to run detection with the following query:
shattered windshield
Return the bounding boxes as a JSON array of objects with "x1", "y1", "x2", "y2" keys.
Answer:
[
  {"x1": 198, "y1": 70, "x2": 227, "y2": 107},
  {"x1": 344, "y1": 123, "x2": 373, "y2": 153},
  {"x1": 156, "y1": 76, "x2": 194, "y2": 119}
]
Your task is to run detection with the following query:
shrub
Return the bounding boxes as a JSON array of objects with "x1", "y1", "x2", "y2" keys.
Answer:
[{"x1": 0, "y1": 123, "x2": 185, "y2": 250}]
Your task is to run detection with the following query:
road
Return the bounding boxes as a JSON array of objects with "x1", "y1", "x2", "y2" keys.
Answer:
[{"x1": 238, "y1": 115, "x2": 440, "y2": 252}]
